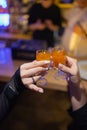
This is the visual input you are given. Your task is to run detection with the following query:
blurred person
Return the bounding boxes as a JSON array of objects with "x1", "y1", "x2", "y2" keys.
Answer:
[
  {"x1": 62, "y1": 0, "x2": 87, "y2": 51},
  {"x1": 28, "y1": 0, "x2": 62, "y2": 48},
  {"x1": 59, "y1": 56, "x2": 87, "y2": 130},
  {"x1": 0, "y1": 60, "x2": 50, "y2": 121}
]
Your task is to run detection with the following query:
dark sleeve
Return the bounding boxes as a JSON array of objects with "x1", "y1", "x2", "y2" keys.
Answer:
[
  {"x1": 52, "y1": 5, "x2": 62, "y2": 28},
  {"x1": 0, "y1": 68, "x2": 25, "y2": 121},
  {"x1": 69, "y1": 103, "x2": 87, "y2": 130},
  {"x1": 28, "y1": 3, "x2": 39, "y2": 25}
]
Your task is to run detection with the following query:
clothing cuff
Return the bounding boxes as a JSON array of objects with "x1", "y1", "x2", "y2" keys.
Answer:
[
  {"x1": 13, "y1": 67, "x2": 25, "y2": 93},
  {"x1": 3, "y1": 68, "x2": 25, "y2": 101},
  {"x1": 68, "y1": 103, "x2": 87, "y2": 118}
]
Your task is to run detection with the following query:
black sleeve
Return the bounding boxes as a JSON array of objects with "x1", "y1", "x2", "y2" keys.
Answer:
[
  {"x1": 69, "y1": 104, "x2": 87, "y2": 130},
  {"x1": 0, "y1": 68, "x2": 25, "y2": 121}
]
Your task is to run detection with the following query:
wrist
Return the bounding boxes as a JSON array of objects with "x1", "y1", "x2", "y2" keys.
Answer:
[
  {"x1": 14, "y1": 68, "x2": 25, "y2": 93},
  {"x1": 68, "y1": 74, "x2": 87, "y2": 111},
  {"x1": 4, "y1": 68, "x2": 25, "y2": 101},
  {"x1": 70, "y1": 75, "x2": 80, "y2": 84},
  {"x1": 68, "y1": 74, "x2": 81, "y2": 98}
]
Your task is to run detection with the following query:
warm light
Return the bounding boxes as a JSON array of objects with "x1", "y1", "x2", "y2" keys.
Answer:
[
  {"x1": 69, "y1": 32, "x2": 78, "y2": 52},
  {"x1": 69, "y1": 24, "x2": 85, "y2": 52},
  {"x1": 69, "y1": 32, "x2": 87, "y2": 57}
]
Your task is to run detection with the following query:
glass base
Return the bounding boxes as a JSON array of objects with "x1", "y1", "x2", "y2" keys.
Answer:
[{"x1": 54, "y1": 70, "x2": 66, "y2": 80}]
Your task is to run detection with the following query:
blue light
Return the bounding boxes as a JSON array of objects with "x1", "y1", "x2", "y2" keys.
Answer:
[
  {"x1": 0, "y1": 13, "x2": 10, "y2": 26},
  {"x1": 0, "y1": 0, "x2": 7, "y2": 8}
]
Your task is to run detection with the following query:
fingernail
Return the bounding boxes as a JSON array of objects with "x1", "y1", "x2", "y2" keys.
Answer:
[
  {"x1": 59, "y1": 63, "x2": 63, "y2": 69},
  {"x1": 44, "y1": 60, "x2": 50, "y2": 64},
  {"x1": 46, "y1": 67, "x2": 49, "y2": 71},
  {"x1": 67, "y1": 77, "x2": 70, "y2": 81},
  {"x1": 39, "y1": 89, "x2": 44, "y2": 93}
]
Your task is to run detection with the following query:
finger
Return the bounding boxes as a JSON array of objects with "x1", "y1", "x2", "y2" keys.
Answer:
[
  {"x1": 21, "y1": 67, "x2": 48, "y2": 78},
  {"x1": 59, "y1": 63, "x2": 78, "y2": 76},
  {"x1": 58, "y1": 63, "x2": 72, "y2": 74},
  {"x1": 32, "y1": 75, "x2": 41, "y2": 84},
  {"x1": 32, "y1": 60, "x2": 50, "y2": 67},
  {"x1": 21, "y1": 60, "x2": 50, "y2": 70},
  {"x1": 66, "y1": 56, "x2": 77, "y2": 67},
  {"x1": 66, "y1": 56, "x2": 75, "y2": 61},
  {"x1": 22, "y1": 75, "x2": 41, "y2": 85},
  {"x1": 28, "y1": 84, "x2": 44, "y2": 93}
]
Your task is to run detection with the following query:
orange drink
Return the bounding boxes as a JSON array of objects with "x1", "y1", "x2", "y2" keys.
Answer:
[
  {"x1": 36, "y1": 50, "x2": 51, "y2": 61},
  {"x1": 51, "y1": 46, "x2": 66, "y2": 80},
  {"x1": 36, "y1": 50, "x2": 51, "y2": 86},
  {"x1": 51, "y1": 49, "x2": 66, "y2": 68}
]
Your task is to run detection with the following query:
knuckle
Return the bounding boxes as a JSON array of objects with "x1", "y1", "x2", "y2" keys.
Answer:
[
  {"x1": 33, "y1": 60, "x2": 37, "y2": 65},
  {"x1": 20, "y1": 63, "x2": 26, "y2": 69},
  {"x1": 38, "y1": 67, "x2": 43, "y2": 71}
]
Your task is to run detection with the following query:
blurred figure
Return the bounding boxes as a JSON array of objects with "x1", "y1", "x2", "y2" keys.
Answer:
[
  {"x1": 28, "y1": 0, "x2": 62, "y2": 48},
  {"x1": 62, "y1": 0, "x2": 87, "y2": 51},
  {"x1": 59, "y1": 56, "x2": 87, "y2": 130}
]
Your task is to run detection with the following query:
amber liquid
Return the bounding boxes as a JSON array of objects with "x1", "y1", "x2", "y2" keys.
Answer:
[
  {"x1": 51, "y1": 49, "x2": 66, "y2": 68},
  {"x1": 36, "y1": 50, "x2": 51, "y2": 86},
  {"x1": 36, "y1": 50, "x2": 51, "y2": 61}
]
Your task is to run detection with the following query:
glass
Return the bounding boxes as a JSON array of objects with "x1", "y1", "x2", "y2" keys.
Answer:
[
  {"x1": 36, "y1": 50, "x2": 51, "y2": 86},
  {"x1": 51, "y1": 46, "x2": 66, "y2": 80}
]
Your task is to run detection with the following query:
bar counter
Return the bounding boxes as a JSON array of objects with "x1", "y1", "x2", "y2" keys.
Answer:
[{"x1": 0, "y1": 32, "x2": 32, "y2": 40}]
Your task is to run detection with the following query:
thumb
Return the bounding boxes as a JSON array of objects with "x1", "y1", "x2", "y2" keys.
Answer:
[{"x1": 59, "y1": 63, "x2": 71, "y2": 74}]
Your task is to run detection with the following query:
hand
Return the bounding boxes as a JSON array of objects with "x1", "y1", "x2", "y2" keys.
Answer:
[
  {"x1": 59, "y1": 56, "x2": 79, "y2": 76},
  {"x1": 20, "y1": 60, "x2": 50, "y2": 93},
  {"x1": 59, "y1": 56, "x2": 80, "y2": 83},
  {"x1": 45, "y1": 20, "x2": 59, "y2": 31},
  {"x1": 36, "y1": 20, "x2": 46, "y2": 30}
]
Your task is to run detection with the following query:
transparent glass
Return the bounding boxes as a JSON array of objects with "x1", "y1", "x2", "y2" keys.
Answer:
[
  {"x1": 51, "y1": 46, "x2": 66, "y2": 80},
  {"x1": 36, "y1": 50, "x2": 51, "y2": 86}
]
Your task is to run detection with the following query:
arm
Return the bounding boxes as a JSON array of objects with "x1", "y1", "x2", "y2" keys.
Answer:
[
  {"x1": 0, "y1": 68, "x2": 23, "y2": 121},
  {"x1": 59, "y1": 56, "x2": 87, "y2": 110},
  {"x1": 45, "y1": 20, "x2": 59, "y2": 31},
  {"x1": 29, "y1": 20, "x2": 46, "y2": 31},
  {"x1": 45, "y1": 6, "x2": 62, "y2": 31},
  {"x1": 0, "y1": 60, "x2": 50, "y2": 121},
  {"x1": 59, "y1": 56, "x2": 87, "y2": 129}
]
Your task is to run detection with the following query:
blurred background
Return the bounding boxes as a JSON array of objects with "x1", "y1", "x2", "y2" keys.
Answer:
[{"x1": 0, "y1": 0, "x2": 87, "y2": 130}]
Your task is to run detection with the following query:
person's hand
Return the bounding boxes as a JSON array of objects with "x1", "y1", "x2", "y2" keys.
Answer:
[
  {"x1": 36, "y1": 23, "x2": 46, "y2": 30},
  {"x1": 58, "y1": 56, "x2": 80, "y2": 82},
  {"x1": 45, "y1": 20, "x2": 59, "y2": 31},
  {"x1": 59, "y1": 56, "x2": 78, "y2": 76},
  {"x1": 20, "y1": 60, "x2": 50, "y2": 93},
  {"x1": 35, "y1": 19, "x2": 46, "y2": 30}
]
